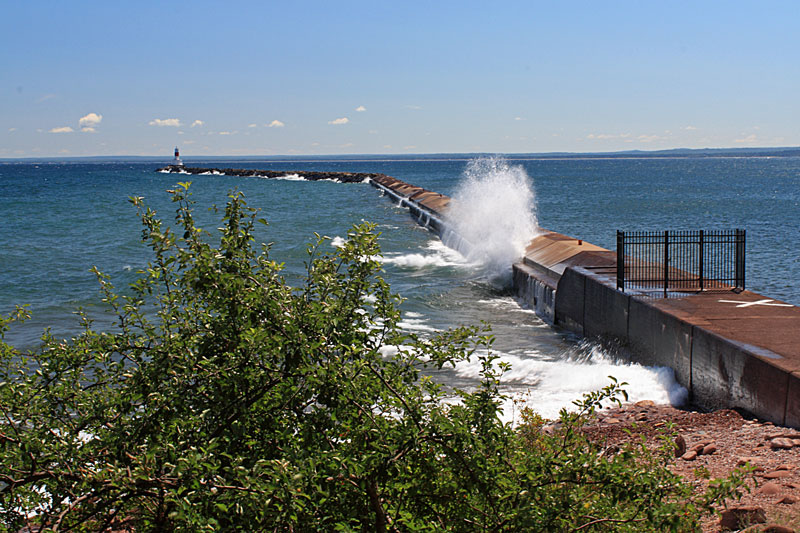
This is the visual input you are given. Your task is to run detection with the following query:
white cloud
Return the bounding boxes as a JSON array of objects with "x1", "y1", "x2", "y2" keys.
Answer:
[
  {"x1": 683, "y1": 125, "x2": 697, "y2": 131},
  {"x1": 79, "y1": 112, "x2": 102, "y2": 127},
  {"x1": 248, "y1": 123, "x2": 258, "y2": 128},
  {"x1": 514, "y1": 117, "x2": 523, "y2": 121},
  {"x1": 49, "y1": 126, "x2": 74, "y2": 133},
  {"x1": 36, "y1": 94, "x2": 56, "y2": 103},
  {"x1": 81, "y1": 127, "x2": 96, "y2": 133},
  {"x1": 191, "y1": 120, "x2": 204, "y2": 128},
  {"x1": 267, "y1": 120, "x2": 285, "y2": 128},
  {"x1": 405, "y1": 105, "x2": 422, "y2": 110},
  {"x1": 219, "y1": 131, "x2": 237, "y2": 135},
  {"x1": 355, "y1": 105, "x2": 366, "y2": 112},
  {"x1": 328, "y1": 117, "x2": 349, "y2": 125},
  {"x1": 149, "y1": 118, "x2": 181, "y2": 127},
  {"x1": 8, "y1": 128, "x2": 16, "y2": 133}
]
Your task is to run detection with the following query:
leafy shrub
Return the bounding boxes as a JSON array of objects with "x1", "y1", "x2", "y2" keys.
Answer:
[{"x1": 0, "y1": 185, "x2": 744, "y2": 531}]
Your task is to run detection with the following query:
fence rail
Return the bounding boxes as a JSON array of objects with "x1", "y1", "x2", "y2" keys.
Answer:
[{"x1": 616, "y1": 229, "x2": 745, "y2": 296}]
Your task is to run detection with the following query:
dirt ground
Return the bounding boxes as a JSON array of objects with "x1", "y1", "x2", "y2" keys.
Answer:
[{"x1": 583, "y1": 401, "x2": 800, "y2": 532}]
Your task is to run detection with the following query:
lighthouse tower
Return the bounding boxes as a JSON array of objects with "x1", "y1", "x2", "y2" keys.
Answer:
[{"x1": 173, "y1": 146, "x2": 183, "y2": 167}]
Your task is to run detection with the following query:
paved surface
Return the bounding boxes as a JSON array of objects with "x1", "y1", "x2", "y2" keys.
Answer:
[{"x1": 653, "y1": 291, "x2": 800, "y2": 371}]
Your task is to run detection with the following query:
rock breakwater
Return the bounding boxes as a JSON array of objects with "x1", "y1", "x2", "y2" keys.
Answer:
[{"x1": 156, "y1": 165, "x2": 387, "y2": 184}]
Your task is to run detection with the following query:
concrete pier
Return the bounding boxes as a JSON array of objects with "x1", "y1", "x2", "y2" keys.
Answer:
[
  {"x1": 367, "y1": 174, "x2": 800, "y2": 427},
  {"x1": 368, "y1": 174, "x2": 451, "y2": 235}
]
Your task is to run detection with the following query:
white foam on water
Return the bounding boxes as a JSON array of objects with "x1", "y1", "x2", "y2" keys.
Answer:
[
  {"x1": 445, "y1": 156, "x2": 540, "y2": 280},
  {"x1": 275, "y1": 173, "x2": 306, "y2": 181},
  {"x1": 381, "y1": 239, "x2": 471, "y2": 269},
  {"x1": 330, "y1": 236, "x2": 347, "y2": 248},
  {"x1": 398, "y1": 317, "x2": 440, "y2": 333},
  {"x1": 451, "y1": 345, "x2": 688, "y2": 424}
]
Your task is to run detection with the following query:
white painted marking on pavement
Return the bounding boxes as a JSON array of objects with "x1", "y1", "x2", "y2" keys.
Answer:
[{"x1": 718, "y1": 299, "x2": 794, "y2": 308}]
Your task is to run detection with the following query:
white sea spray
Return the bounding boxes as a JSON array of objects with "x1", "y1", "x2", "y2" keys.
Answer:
[{"x1": 445, "y1": 156, "x2": 540, "y2": 281}]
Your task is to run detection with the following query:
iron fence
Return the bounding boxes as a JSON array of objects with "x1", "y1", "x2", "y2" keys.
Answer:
[{"x1": 616, "y1": 229, "x2": 745, "y2": 296}]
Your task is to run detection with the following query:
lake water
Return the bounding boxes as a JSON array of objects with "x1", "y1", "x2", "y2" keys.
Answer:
[{"x1": 1, "y1": 155, "x2": 798, "y2": 418}]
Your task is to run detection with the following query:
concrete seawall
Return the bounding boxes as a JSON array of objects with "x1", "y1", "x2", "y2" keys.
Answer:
[
  {"x1": 368, "y1": 174, "x2": 800, "y2": 427},
  {"x1": 512, "y1": 232, "x2": 800, "y2": 427},
  {"x1": 368, "y1": 174, "x2": 452, "y2": 237}
]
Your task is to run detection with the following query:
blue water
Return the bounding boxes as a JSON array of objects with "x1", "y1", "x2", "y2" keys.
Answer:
[{"x1": 1, "y1": 156, "x2": 798, "y2": 418}]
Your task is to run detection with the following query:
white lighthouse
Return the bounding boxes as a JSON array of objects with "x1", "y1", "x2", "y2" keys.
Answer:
[{"x1": 173, "y1": 146, "x2": 183, "y2": 167}]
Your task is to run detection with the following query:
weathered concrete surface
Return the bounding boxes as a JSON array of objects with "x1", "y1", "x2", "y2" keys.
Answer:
[
  {"x1": 522, "y1": 231, "x2": 607, "y2": 278},
  {"x1": 368, "y1": 174, "x2": 451, "y2": 237}
]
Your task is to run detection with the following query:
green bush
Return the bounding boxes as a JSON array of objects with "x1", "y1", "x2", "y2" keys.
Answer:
[{"x1": 0, "y1": 185, "x2": 745, "y2": 531}]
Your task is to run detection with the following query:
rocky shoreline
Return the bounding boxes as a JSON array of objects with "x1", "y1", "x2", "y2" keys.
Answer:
[
  {"x1": 155, "y1": 165, "x2": 388, "y2": 184},
  {"x1": 585, "y1": 402, "x2": 800, "y2": 532}
]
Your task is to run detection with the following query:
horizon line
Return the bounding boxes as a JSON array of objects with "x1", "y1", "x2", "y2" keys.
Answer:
[{"x1": 3, "y1": 145, "x2": 800, "y2": 162}]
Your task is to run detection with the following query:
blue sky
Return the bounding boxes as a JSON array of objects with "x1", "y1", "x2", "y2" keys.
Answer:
[{"x1": 2, "y1": 1, "x2": 798, "y2": 157}]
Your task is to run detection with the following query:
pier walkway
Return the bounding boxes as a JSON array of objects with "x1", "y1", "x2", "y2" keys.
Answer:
[{"x1": 367, "y1": 174, "x2": 800, "y2": 428}]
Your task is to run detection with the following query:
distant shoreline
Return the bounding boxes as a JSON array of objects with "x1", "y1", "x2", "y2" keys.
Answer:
[{"x1": 3, "y1": 146, "x2": 800, "y2": 163}]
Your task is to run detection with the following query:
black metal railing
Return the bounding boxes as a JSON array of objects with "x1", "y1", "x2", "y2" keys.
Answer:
[{"x1": 616, "y1": 229, "x2": 745, "y2": 296}]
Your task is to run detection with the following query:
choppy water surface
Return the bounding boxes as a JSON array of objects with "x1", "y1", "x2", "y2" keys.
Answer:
[{"x1": 1, "y1": 155, "x2": 798, "y2": 419}]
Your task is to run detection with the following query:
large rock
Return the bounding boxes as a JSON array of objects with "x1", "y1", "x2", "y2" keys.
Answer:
[{"x1": 718, "y1": 505, "x2": 766, "y2": 530}]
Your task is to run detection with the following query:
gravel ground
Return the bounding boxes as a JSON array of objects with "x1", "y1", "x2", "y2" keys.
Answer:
[{"x1": 583, "y1": 401, "x2": 800, "y2": 532}]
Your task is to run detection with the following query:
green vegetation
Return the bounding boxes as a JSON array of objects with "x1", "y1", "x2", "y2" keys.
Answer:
[{"x1": 1, "y1": 185, "x2": 746, "y2": 531}]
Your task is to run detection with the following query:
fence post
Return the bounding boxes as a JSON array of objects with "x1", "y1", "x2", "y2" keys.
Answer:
[
  {"x1": 735, "y1": 228, "x2": 746, "y2": 291},
  {"x1": 617, "y1": 230, "x2": 624, "y2": 291},
  {"x1": 698, "y1": 230, "x2": 704, "y2": 291},
  {"x1": 663, "y1": 230, "x2": 669, "y2": 297}
]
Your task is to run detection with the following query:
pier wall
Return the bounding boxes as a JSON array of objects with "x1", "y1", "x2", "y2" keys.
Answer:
[
  {"x1": 367, "y1": 173, "x2": 800, "y2": 427},
  {"x1": 513, "y1": 234, "x2": 800, "y2": 427},
  {"x1": 368, "y1": 175, "x2": 451, "y2": 238}
]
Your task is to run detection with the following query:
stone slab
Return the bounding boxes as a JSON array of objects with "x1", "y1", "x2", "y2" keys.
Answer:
[
  {"x1": 581, "y1": 269, "x2": 630, "y2": 341},
  {"x1": 785, "y1": 372, "x2": 800, "y2": 428},
  {"x1": 691, "y1": 327, "x2": 790, "y2": 423},
  {"x1": 554, "y1": 268, "x2": 586, "y2": 335},
  {"x1": 626, "y1": 297, "x2": 693, "y2": 389}
]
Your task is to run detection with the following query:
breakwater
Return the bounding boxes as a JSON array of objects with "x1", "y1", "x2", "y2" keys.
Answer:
[
  {"x1": 156, "y1": 165, "x2": 386, "y2": 183},
  {"x1": 367, "y1": 174, "x2": 451, "y2": 236},
  {"x1": 368, "y1": 173, "x2": 800, "y2": 428}
]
